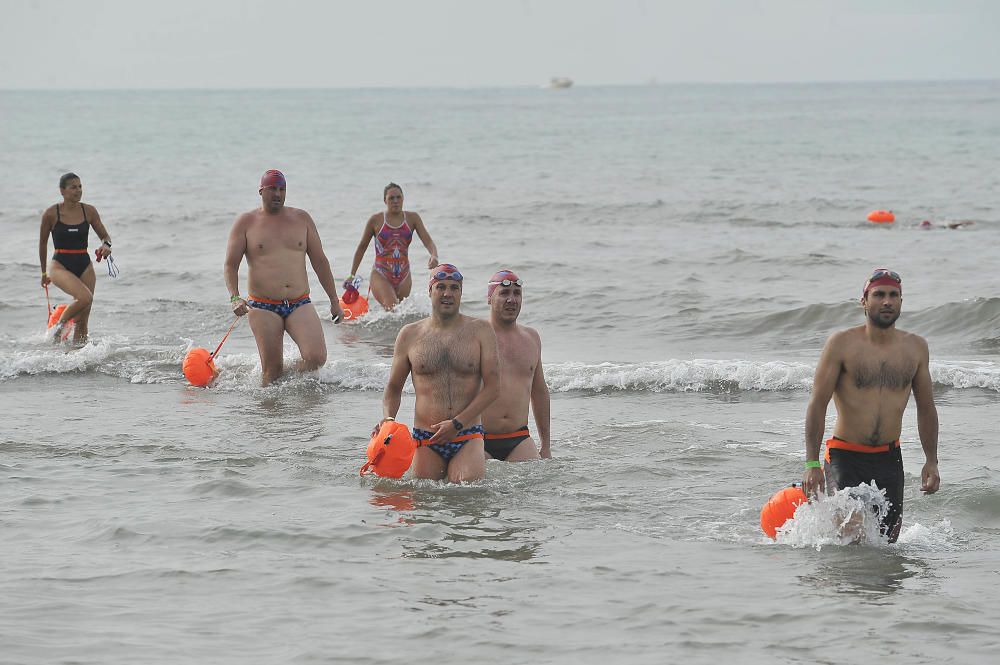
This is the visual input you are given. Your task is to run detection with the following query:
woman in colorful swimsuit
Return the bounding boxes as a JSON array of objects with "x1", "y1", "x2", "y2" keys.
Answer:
[
  {"x1": 346, "y1": 183, "x2": 439, "y2": 310},
  {"x1": 38, "y1": 173, "x2": 113, "y2": 343}
]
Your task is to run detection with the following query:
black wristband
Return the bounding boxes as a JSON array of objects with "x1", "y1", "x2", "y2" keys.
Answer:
[{"x1": 451, "y1": 418, "x2": 463, "y2": 432}]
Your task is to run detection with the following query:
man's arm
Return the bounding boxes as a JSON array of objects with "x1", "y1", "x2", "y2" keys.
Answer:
[
  {"x1": 911, "y1": 336, "x2": 940, "y2": 493},
  {"x1": 529, "y1": 330, "x2": 551, "y2": 458},
  {"x1": 382, "y1": 326, "x2": 413, "y2": 424},
  {"x1": 223, "y1": 215, "x2": 249, "y2": 315},
  {"x1": 303, "y1": 213, "x2": 342, "y2": 320},
  {"x1": 803, "y1": 333, "x2": 843, "y2": 497}
]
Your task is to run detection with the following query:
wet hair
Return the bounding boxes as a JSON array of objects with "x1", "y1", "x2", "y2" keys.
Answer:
[
  {"x1": 383, "y1": 182, "x2": 403, "y2": 200},
  {"x1": 59, "y1": 172, "x2": 80, "y2": 189}
]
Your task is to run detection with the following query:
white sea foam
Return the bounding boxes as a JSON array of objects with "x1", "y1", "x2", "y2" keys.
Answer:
[{"x1": 775, "y1": 483, "x2": 890, "y2": 549}]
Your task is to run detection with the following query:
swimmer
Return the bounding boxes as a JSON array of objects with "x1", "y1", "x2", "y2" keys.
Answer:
[
  {"x1": 224, "y1": 170, "x2": 344, "y2": 386},
  {"x1": 38, "y1": 173, "x2": 114, "y2": 344},
  {"x1": 346, "y1": 183, "x2": 440, "y2": 310},
  {"x1": 380, "y1": 265, "x2": 500, "y2": 482},
  {"x1": 802, "y1": 268, "x2": 940, "y2": 542},
  {"x1": 481, "y1": 270, "x2": 551, "y2": 461}
]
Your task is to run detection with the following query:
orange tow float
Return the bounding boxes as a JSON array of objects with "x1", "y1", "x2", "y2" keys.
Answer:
[
  {"x1": 760, "y1": 485, "x2": 808, "y2": 538},
  {"x1": 867, "y1": 210, "x2": 895, "y2": 224},
  {"x1": 360, "y1": 421, "x2": 416, "y2": 478}
]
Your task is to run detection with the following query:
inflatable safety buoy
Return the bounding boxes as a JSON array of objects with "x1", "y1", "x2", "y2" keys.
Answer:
[
  {"x1": 183, "y1": 347, "x2": 218, "y2": 386},
  {"x1": 360, "y1": 421, "x2": 416, "y2": 478},
  {"x1": 47, "y1": 304, "x2": 75, "y2": 342},
  {"x1": 339, "y1": 293, "x2": 369, "y2": 321},
  {"x1": 760, "y1": 485, "x2": 808, "y2": 538},
  {"x1": 867, "y1": 210, "x2": 895, "y2": 224}
]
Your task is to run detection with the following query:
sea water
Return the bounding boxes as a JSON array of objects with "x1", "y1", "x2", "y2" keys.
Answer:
[{"x1": 1, "y1": 82, "x2": 999, "y2": 663}]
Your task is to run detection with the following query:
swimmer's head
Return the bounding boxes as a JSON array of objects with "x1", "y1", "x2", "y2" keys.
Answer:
[
  {"x1": 59, "y1": 172, "x2": 82, "y2": 200},
  {"x1": 59, "y1": 172, "x2": 80, "y2": 190},
  {"x1": 430, "y1": 263, "x2": 463, "y2": 288},
  {"x1": 862, "y1": 268, "x2": 902, "y2": 299},
  {"x1": 259, "y1": 169, "x2": 286, "y2": 194},
  {"x1": 487, "y1": 269, "x2": 523, "y2": 302},
  {"x1": 384, "y1": 182, "x2": 403, "y2": 201}
]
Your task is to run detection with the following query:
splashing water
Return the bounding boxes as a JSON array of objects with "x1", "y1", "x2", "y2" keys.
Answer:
[{"x1": 775, "y1": 482, "x2": 891, "y2": 549}]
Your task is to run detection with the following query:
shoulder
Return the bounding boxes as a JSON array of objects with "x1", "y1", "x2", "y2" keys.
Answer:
[
  {"x1": 407, "y1": 211, "x2": 424, "y2": 224},
  {"x1": 82, "y1": 203, "x2": 100, "y2": 217},
  {"x1": 368, "y1": 213, "x2": 383, "y2": 226},
  {"x1": 397, "y1": 319, "x2": 424, "y2": 343},
  {"x1": 521, "y1": 324, "x2": 542, "y2": 347},
  {"x1": 41, "y1": 204, "x2": 57, "y2": 220},
  {"x1": 468, "y1": 317, "x2": 497, "y2": 338},
  {"x1": 821, "y1": 326, "x2": 861, "y2": 358},
  {"x1": 898, "y1": 329, "x2": 929, "y2": 354},
  {"x1": 232, "y1": 210, "x2": 257, "y2": 228}
]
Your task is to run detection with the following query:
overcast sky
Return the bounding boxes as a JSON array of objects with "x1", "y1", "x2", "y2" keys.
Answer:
[{"x1": 2, "y1": 0, "x2": 998, "y2": 89}]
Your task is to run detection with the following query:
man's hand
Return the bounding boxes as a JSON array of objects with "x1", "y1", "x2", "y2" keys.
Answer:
[
  {"x1": 427, "y1": 419, "x2": 459, "y2": 446},
  {"x1": 231, "y1": 298, "x2": 249, "y2": 317},
  {"x1": 802, "y1": 467, "x2": 825, "y2": 499},
  {"x1": 331, "y1": 301, "x2": 344, "y2": 324},
  {"x1": 921, "y1": 461, "x2": 940, "y2": 493}
]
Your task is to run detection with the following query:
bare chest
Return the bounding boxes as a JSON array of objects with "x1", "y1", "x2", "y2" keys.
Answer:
[
  {"x1": 246, "y1": 218, "x2": 307, "y2": 256},
  {"x1": 845, "y1": 353, "x2": 917, "y2": 391},
  {"x1": 410, "y1": 333, "x2": 480, "y2": 377},
  {"x1": 497, "y1": 333, "x2": 537, "y2": 379}
]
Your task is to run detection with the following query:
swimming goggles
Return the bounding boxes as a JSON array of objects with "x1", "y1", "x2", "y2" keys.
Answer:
[
  {"x1": 432, "y1": 269, "x2": 463, "y2": 282},
  {"x1": 488, "y1": 278, "x2": 523, "y2": 288}
]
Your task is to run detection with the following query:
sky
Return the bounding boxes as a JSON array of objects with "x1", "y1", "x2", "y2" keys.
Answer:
[{"x1": 2, "y1": 0, "x2": 998, "y2": 89}]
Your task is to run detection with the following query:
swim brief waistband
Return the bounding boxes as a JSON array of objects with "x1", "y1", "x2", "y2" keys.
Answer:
[{"x1": 825, "y1": 437, "x2": 900, "y2": 462}]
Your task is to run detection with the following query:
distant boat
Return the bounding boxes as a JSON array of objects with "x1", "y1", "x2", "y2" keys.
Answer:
[{"x1": 549, "y1": 77, "x2": 573, "y2": 89}]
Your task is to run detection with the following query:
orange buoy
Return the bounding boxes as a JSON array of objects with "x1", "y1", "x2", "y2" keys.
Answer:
[
  {"x1": 867, "y1": 210, "x2": 895, "y2": 224},
  {"x1": 339, "y1": 293, "x2": 369, "y2": 321},
  {"x1": 760, "y1": 485, "x2": 809, "y2": 538},
  {"x1": 183, "y1": 347, "x2": 218, "y2": 387},
  {"x1": 47, "y1": 304, "x2": 75, "y2": 342},
  {"x1": 360, "y1": 421, "x2": 416, "y2": 478}
]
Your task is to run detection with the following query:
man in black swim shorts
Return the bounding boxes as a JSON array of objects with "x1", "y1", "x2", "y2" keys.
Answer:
[
  {"x1": 802, "y1": 268, "x2": 940, "y2": 542},
  {"x1": 481, "y1": 270, "x2": 551, "y2": 461}
]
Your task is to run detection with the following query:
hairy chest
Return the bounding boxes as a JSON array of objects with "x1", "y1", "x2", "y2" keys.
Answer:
[
  {"x1": 410, "y1": 334, "x2": 480, "y2": 377},
  {"x1": 846, "y1": 355, "x2": 917, "y2": 390}
]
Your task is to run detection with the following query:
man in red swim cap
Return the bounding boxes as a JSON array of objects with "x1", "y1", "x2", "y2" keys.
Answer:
[
  {"x1": 379, "y1": 264, "x2": 500, "y2": 482},
  {"x1": 481, "y1": 269, "x2": 551, "y2": 461},
  {"x1": 224, "y1": 169, "x2": 344, "y2": 386},
  {"x1": 802, "y1": 268, "x2": 940, "y2": 542}
]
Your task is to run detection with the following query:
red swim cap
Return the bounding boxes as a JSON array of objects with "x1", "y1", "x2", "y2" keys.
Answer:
[
  {"x1": 863, "y1": 268, "x2": 902, "y2": 297},
  {"x1": 259, "y1": 169, "x2": 286, "y2": 192},
  {"x1": 487, "y1": 269, "x2": 522, "y2": 301}
]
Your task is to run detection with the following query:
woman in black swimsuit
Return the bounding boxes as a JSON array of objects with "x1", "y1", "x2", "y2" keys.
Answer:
[{"x1": 38, "y1": 173, "x2": 113, "y2": 343}]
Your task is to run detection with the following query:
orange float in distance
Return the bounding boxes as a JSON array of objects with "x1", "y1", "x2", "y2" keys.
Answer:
[
  {"x1": 183, "y1": 347, "x2": 218, "y2": 387},
  {"x1": 760, "y1": 485, "x2": 809, "y2": 538},
  {"x1": 339, "y1": 293, "x2": 369, "y2": 321},
  {"x1": 360, "y1": 421, "x2": 416, "y2": 478},
  {"x1": 867, "y1": 210, "x2": 895, "y2": 224}
]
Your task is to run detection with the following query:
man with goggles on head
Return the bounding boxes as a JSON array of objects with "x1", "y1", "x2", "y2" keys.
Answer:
[
  {"x1": 380, "y1": 263, "x2": 500, "y2": 482},
  {"x1": 481, "y1": 270, "x2": 551, "y2": 461},
  {"x1": 802, "y1": 268, "x2": 940, "y2": 542},
  {"x1": 224, "y1": 170, "x2": 344, "y2": 386}
]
